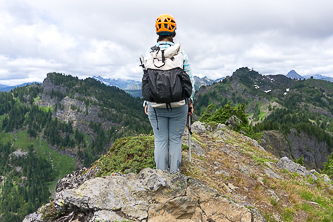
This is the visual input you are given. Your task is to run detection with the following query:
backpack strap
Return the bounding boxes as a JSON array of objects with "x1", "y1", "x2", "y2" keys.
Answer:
[
  {"x1": 166, "y1": 103, "x2": 172, "y2": 111},
  {"x1": 153, "y1": 49, "x2": 166, "y2": 68}
]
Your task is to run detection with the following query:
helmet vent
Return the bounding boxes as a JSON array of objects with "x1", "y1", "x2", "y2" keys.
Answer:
[{"x1": 155, "y1": 14, "x2": 176, "y2": 34}]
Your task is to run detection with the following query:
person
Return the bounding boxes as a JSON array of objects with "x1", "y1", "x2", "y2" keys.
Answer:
[{"x1": 143, "y1": 14, "x2": 195, "y2": 172}]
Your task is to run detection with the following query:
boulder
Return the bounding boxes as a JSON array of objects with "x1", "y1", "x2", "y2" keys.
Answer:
[
  {"x1": 191, "y1": 122, "x2": 206, "y2": 134},
  {"x1": 225, "y1": 115, "x2": 242, "y2": 130},
  {"x1": 25, "y1": 168, "x2": 264, "y2": 222},
  {"x1": 276, "y1": 156, "x2": 310, "y2": 176}
]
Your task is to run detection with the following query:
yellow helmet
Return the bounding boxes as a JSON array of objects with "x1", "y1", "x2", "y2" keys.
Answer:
[{"x1": 155, "y1": 14, "x2": 177, "y2": 35}]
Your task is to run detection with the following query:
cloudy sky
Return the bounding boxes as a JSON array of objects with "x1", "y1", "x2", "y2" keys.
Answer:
[{"x1": 1, "y1": 0, "x2": 333, "y2": 85}]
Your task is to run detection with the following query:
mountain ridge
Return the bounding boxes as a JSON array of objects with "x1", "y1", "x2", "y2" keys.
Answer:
[
  {"x1": 194, "y1": 67, "x2": 333, "y2": 170},
  {"x1": 0, "y1": 73, "x2": 151, "y2": 221},
  {"x1": 0, "y1": 82, "x2": 40, "y2": 92}
]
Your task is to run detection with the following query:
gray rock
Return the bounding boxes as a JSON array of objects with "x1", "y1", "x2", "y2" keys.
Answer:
[
  {"x1": 183, "y1": 138, "x2": 206, "y2": 157},
  {"x1": 225, "y1": 115, "x2": 242, "y2": 130},
  {"x1": 191, "y1": 121, "x2": 207, "y2": 134},
  {"x1": 122, "y1": 203, "x2": 149, "y2": 220},
  {"x1": 22, "y1": 212, "x2": 43, "y2": 222},
  {"x1": 239, "y1": 164, "x2": 253, "y2": 176},
  {"x1": 310, "y1": 169, "x2": 319, "y2": 174},
  {"x1": 215, "y1": 170, "x2": 230, "y2": 177},
  {"x1": 276, "y1": 156, "x2": 310, "y2": 176},
  {"x1": 251, "y1": 207, "x2": 267, "y2": 222},
  {"x1": 90, "y1": 210, "x2": 126, "y2": 222},
  {"x1": 56, "y1": 167, "x2": 99, "y2": 192},
  {"x1": 323, "y1": 174, "x2": 332, "y2": 184},
  {"x1": 216, "y1": 123, "x2": 227, "y2": 130},
  {"x1": 265, "y1": 168, "x2": 282, "y2": 179},
  {"x1": 212, "y1": 128, "x2": 226, "y2": 140},
  {"x1": 55, "y1": 168, "x2": 187, "y2": 212},
  {"x1": 265, "y1": 162, "x2": 273, "y2": 169},
  {"x1": 11, "y1": 149, "x2": 28, "y2": 158},
  {"x1": 25, "y1": 168, "x2": 265, "y2": 222},
  {"x1": 311, "y1": 174, "x2": 318, "y2": 181}
]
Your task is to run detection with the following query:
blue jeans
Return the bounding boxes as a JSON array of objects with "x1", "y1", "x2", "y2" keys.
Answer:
[{"x1": 148, "y1": 103, "x2": 188, "y2": 172}]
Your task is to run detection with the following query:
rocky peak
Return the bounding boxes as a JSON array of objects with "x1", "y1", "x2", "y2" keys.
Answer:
[{"x1": 286, "y1": 70, "x2": 304, "y2": 80}]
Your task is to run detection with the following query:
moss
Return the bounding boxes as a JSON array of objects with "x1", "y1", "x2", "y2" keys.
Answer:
[{"x1": 39, "y1": 202, "x2": 65, "y2": 220}]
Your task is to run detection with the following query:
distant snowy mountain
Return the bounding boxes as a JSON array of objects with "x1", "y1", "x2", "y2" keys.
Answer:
[
  {"x1": 214, "y1": 77, "x2": 225, "y2": 82},
  {"x1": 286, "y1": 70, "x2": 304, "y2": 80},
  {"x1": 92, "y1": 76, "x2": 141, "y2": 90},
  {"x1": 285, "y1": 71, "x2": 333, "y2": 82},
  {"x1": 93, "y1": 75, "x2": 223, "y2": 93},
  {"x1": 0, "y1": 84, "x2": 12, "y2": 92},
  {"x1": 0, "y1": 82, "x2": 39, "y2": 92},
  {"x1": 304, "y1": 74, "x2": 333, "y2": 82},
  {"x1": 194, "y1": 76, "x2": 225, "y2": 91},
  {"x1": 194, "y1": 76, "x2": 213, "y2": 91}
]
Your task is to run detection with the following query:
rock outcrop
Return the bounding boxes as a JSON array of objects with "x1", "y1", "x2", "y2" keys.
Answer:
[
  {"x1": 277, "y1": 156, "x2": 332, "y2": 184},
  {"x1": 260, "y1": 129, "x2": 331, "y2": 170},
  {"x1": 24, "y1": 168, "x2": 264, "y2": 222},
  {"x1": 55, "y1": 167, "x2": 100, "y2": 193}
]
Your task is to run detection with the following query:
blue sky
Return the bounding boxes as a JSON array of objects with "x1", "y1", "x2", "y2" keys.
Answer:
[{"x1": 1, "y1": 0, "x2": 333, "y2": 85}]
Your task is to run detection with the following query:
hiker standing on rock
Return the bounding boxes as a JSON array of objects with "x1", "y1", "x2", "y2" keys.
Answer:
[{"x1": 141, "y1": 14, "x2": 195, "y2": 173}]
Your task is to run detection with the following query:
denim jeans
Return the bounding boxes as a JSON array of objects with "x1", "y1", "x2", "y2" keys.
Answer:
[{"x1": 148, "y1": 103, "x2": 188, "y2": 172}]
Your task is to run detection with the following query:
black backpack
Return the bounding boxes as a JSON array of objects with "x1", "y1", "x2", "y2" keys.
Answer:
[{"x1": 141, "y1": 43, "x2": 192, "y2": 109}]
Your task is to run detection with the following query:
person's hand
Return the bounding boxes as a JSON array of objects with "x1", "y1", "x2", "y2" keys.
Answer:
[
  {"x1": 144, "y1": 104, "x2": 148, "y2": 115},
  {"x1": 188, "y1": 102, "x2": 193, "y2": 116}
]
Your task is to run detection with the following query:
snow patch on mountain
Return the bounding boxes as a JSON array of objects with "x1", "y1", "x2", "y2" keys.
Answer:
[{"x1": 93, "y1": 76, "x2": 141, "y2": 90}]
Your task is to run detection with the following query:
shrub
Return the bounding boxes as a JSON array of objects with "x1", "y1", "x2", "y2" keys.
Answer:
[{"x1": 96, "y1": 135, "x2": 155, "y2": 176}]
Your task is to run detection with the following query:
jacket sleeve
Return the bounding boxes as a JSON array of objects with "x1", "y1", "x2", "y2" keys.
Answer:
[{"x1": 182, "y1": 50, "x2": 195, "y2": 103}]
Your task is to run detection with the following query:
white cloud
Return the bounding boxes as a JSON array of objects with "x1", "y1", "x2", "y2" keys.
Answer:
[{"x1": 1, "y1": 0, "x2": 333, "y2": 85}]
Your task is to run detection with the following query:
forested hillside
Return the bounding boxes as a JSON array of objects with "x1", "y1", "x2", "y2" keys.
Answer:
[
  {"x1": 0, "y1": 73, "x2": 150, "y2": 221},
  {"x1": 194, "y1": 67, "x2": 333, "y2": 170}
]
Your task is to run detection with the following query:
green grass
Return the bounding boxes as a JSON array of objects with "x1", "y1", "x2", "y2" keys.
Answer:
[
  {"x1": 33, "y1": 137, "x2": 75, "y2": 192},
  {"x1": 298, "y1": 189, "x2": 314, "y2": 201},
  {"x1": 295, "y1": 186, "x2": 333, "y2": 221},
  {"x1": 34, "y1": 95, "x2": 40, "y2": 103},
  {"x1": 38, "y1": 105, "x2": 54, "y2": 113},
  {"x1": 258, "y1": 110, "x2": 266, "y2": 121},
  {"x1": 12, "y1": 130, "x2": 75, "y2": 194},
  {"x1": 13, "y1": 131, "x2": 33, "y2": 151},
  {"x1": 281, "y1": 207, "x2": 295, "y2": 222}
]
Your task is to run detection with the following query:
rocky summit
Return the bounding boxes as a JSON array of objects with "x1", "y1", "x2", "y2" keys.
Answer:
[{"x1": 24, "y1": 122, "x2": 333, "y2": 222}]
